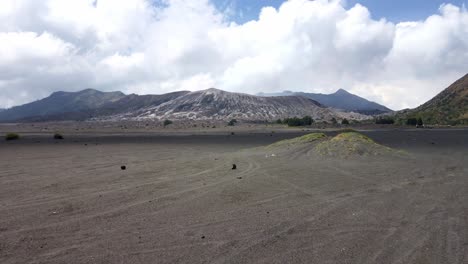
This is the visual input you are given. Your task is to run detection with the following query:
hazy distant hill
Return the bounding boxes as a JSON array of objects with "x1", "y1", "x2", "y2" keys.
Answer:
[
  {"x1": 0, "y1": 89, "x2": 125, "y2": 122},
  {"x1": 92, "y1": 91, "x2": 190, "y2": 117},
  {"x1": 399, "y1": 73, "x2": 468, "y2": 125},
  {"x1": 114, "y1": 88, "x2": 341, "y2": 121},
  {"x1": 259, "y1": 89, "x2": 392, "y2": 115},
  {"x1": 0, "y1": 88, "x2": 368, "y2": 122}
]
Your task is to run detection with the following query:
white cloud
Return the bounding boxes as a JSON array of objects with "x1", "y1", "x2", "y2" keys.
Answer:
[{"x1": 0, "y1": 0, "x2": 467, "y2": 110}]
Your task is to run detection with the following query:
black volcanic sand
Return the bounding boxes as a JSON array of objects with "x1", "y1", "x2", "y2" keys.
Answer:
[{"x1": 0, "y1": 129, "x2": 467, "y2": 263}]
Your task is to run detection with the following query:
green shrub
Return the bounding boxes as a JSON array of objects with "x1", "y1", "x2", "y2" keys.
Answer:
[
  {"x1": 284, "y1": 116, "x2": 315, "y2": 127},
  {"x1": 53, "y1": 133, "x2": 64, "y2": 140},
  {"x1": 286, "y1": 117, "x2": 302, "y2": 127},
  {"x1": 417, "y1": 118, "x2": 424, "y2": 126},
  {"x1": 163, "y1": 119, "x2": 173, "y2": 127},
  {"x1": 341, "y1": 119, "x2": 350, "y2": 125},
  {"x1": 406, "y1": 118, "x2": 418, "y2": 126},
  {"x1": 302, "y1": 116, "x2": 314, "y2": 126},
  {"x1": 375, "y1": 117, "x2": 395, "y2": 124},
  {"x1": 228, "y1": 119, "x2": 238, "y2": 126},
  {"x1": 5, "y1": 133, "x2": 19, "y2": 141}
]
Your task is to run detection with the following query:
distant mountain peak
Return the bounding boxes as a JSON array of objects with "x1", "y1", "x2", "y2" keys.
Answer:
[
  {"x1": 258, "y1": 89, "x2": 391, "y2": 115},
  {"x1": 334, "y1": 88, "x2": 350, "y2": 95},
  {"x1": 0, "y1": 87, "x2": 375, "y2": 122},
  {"x1": 51, "y1": 88, "x2": 124, "y2": 96},
  {"x1": 125, "y1": 88, "x2": 340, "y2": 121},
  {"x1": 203, "y1": 87, "x2": 225, "y2": 94},
  {"x1": 0, "y1": 88, "x2": 126, "y2": 122}
]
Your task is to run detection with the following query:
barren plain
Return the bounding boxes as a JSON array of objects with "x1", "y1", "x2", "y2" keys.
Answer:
[{"x1": 0, "y1": 125, "x2": 467, "y2": 264}]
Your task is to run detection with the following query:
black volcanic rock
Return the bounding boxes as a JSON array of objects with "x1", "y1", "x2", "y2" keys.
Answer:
[{"x1": 259, "y1": 89, "x2": 392, "y2": 115}]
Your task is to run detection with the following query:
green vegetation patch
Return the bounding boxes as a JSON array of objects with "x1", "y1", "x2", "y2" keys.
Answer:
[
  {"x1": 336, "y1": 128, "x2": 357, "y2": 133},
  {"x1": 263, "y1": 131, "x2": 404, "y2": 158},
  {"x1": 332, "y1": 132, "x2": 375, "y2": 143},
  {"x1": 163, "y1": 119, "x2": 173, "y2": 127},
  {"x1": 314, "y1": 132, "x2": 396, "y2": 157},
  {"x1": 278, "y1": 116, "x2": 314, "y2": 127},
  {"x1": 5, "y1": 133, "x2": 20, "y2": 141},
  {"x1": 228, "y1": 119, "x2": 238, "y2": 126},
  {"x1": 268, "y1": 133, "x2": 326, "y2": 148}
]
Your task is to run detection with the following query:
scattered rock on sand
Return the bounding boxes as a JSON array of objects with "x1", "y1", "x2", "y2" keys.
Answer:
[
  {"x1": 121, "y1": 165, "x2": 126, "y2": 170},
  {"x1": 232, "y1": 164, "x2": 237, "y2": 170}
]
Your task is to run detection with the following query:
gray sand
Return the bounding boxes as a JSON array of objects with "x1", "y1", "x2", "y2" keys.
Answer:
[{"x1": 0, "y1": 128, "x2": 467, "y2": 263}]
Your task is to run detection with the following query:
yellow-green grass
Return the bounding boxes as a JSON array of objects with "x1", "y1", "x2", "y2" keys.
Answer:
[
  {"x1": 314, "y1": 132, "x2": 399, "y2": 157},
  {"x1": 268, "y1": 133, "x2": 327, "y2": 148},
  {"x1": 5, "y1": 133, "x2": 20, "y2": 141}
]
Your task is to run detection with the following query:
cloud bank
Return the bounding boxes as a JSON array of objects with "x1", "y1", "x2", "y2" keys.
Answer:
[{"x1": 0, "y1": 0, "x2": 467, "y2": 110}]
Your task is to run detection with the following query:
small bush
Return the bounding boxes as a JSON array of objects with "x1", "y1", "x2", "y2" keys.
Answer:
[
  {"x1": 228, "y1": 119, "x2": 238, "y2": 126},
  {"x1": 284, "y1": 116, "x2": 315, "y2": 127},
  {"x1": 5, "y1": 133, "x2": 19, "y2": 141},
  {"x1": 163, "y1": 119, "x2": 173, "y2": 127},
  {"x1": 341, "y1": 119, "x2": 350, "y2": 125},
  {"x1": 302, "y1": 116, "x2": 314, "y2": 126},
  {"x1": 406, "y1": 118, "x2": 418, "y2": 126},
  {"x1": 53, "y1": 133, "x2": 64, "y2": 140},
  {"x1": 375, "y1": 117, "x2": 395, "y2": 125},
  {"x1": 417, "y1": 118, "x2": 424, "y2": 126}
]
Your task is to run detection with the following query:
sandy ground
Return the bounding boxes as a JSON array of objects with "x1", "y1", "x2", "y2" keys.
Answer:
[{"x1": 0, "y1": 128, "x2": 467, "y2": 264}]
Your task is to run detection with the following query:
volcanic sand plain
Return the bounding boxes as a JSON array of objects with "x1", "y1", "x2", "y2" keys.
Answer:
[{"x1": 0, "y1": 127, "x2": 467, "y2": 264}]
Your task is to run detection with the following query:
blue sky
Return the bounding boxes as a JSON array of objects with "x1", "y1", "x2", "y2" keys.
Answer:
[
  {"x1": 1, "y1": 0, "x2": 468, "y2": 109},
  {"x1": 214, "y1": 0, "x2": 468, "y2": 23}
]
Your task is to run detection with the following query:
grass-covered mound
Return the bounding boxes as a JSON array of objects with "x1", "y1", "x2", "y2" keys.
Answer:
[
  {"x1": 268, "y1": 133, "x2": 327, "y2": 148},
  {"x1": 314, "y1": 132, "x2": 397, "y2": 157},
  {"x1": 5, "y1": 133, "x2": 20, "y2": 141}
]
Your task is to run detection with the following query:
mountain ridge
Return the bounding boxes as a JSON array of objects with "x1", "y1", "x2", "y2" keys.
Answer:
[
  {"x1": 0, "y1": 89, "x2": 126, "y2": 122},
  {"x1": 398, "y1": 73, "x2": 468, "y2": 125},
  {"x1": 259, "y1": 89, "x2": 392, "y2": 115},
  {"x1": 108, "y1": 88, "x2": 345, "y2": 121},
  {"x1": 0, "y1": 88, "x2": 370, "y2": 122}
]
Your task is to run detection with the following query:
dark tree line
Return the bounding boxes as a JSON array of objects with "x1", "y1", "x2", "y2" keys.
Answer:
[
  {"x1": 227, "y1": 119, "x2": 238, "y2": 126},
  {"x1": 375, "y1": 117, "x2": 395, "y2": 124},
  {"x1": 407, "y1": 117, "x2": 424, "y2": 126},
  {"x1": 277, "y1": 116, "x2": 314, "y2": 127}
]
